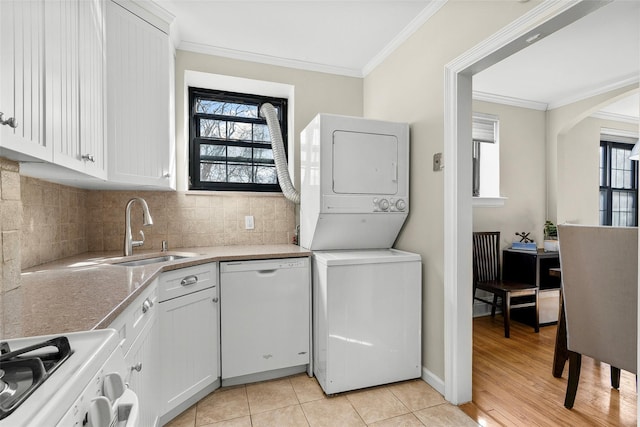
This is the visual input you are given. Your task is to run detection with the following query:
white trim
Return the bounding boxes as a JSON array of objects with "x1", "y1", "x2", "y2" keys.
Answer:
[
  {"x1": 591, "y1": 111, "x2": 639, "y2": 125},
  {"x1": 362, "y1": 0, "x2": 448, "y2": 77},
  {"x1": 472, "y1": 196, "x2": 508, "y2": 207},
  {"x1": 473, "y1": 91, "x2": 548, "y2": 111},
  {"x1": 600, "y1": 127, "x2": 639, "y2": 140},
  {"x1": 443, "y1": 0, "x2": 608, "y2": 406},
  {"x1": 548, "y1": 73, "x2": 639, "y2": 110},
  {"x1": 421, "y1": 366, "x2": 445, "y2": 397},
  {"x1": 178, "y1": 41, "x2": 363, "y2": 78}
]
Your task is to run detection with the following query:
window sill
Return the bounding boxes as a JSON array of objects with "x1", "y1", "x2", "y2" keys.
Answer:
[{"x1": 472, "y1": 196, "x2": 507, "y2": 207}]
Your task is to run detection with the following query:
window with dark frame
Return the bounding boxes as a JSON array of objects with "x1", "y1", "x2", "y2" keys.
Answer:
[
  {"x1": 188, "y1": 87, "x2": 288, "y2": 192},
  {"x1": 599, "y1": 140, "x2": 638, "y2": 226}
]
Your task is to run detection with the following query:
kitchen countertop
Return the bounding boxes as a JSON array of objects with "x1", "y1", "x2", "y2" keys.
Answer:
[{"x1": 2, "y1": 245, "x2": 311, "y2": 339}]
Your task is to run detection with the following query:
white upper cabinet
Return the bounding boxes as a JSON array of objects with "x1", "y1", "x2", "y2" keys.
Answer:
[
  {"x1": 106, "y1": 0, "x2": 175, "y2": 189},
  {"x1": 44, "y1": 0, "x2": 107, "y2": 179},
  {"x1": 0, "y1": 1, "x2": 49, "y2": 161}
]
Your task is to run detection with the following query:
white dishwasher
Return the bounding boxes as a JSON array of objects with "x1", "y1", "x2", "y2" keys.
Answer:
[{"x1": 220, "y1": 257, "x2": 311, "y2": 385}]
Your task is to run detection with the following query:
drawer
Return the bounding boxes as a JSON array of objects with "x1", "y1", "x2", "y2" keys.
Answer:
[
  {"x1": 109, "y1": 280, "x2": 158, "y2": 355},
  {"x1": 158, "y1": 262, "x2": 217, "y2": 302}
]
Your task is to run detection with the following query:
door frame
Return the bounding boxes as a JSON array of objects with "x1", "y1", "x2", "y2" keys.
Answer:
[{"x1": 442, "y1": 0, "x2": 612, "y2": 404}]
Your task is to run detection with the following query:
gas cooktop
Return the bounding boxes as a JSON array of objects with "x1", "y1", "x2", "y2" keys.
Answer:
[{"x1": 0, "y1": 336, "x2": 73, "y2": 419}]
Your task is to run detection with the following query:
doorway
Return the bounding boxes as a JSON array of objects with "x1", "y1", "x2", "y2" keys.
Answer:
[{"x1": 442, "y1": 0, "x2": 624, "y2": 405}]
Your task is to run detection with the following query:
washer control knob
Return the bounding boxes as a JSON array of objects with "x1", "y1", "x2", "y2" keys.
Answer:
[
  {"x1": 378, "y1": 199, "x2": 389, "y2": 211},
  {"x1": 395, "y1": 199, "x2": 407, "y2": 211}
]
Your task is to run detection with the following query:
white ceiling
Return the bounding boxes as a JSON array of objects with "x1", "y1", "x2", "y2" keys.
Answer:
[{"x1": 155, "y1": 0, "x2": 639, "y2": 120}]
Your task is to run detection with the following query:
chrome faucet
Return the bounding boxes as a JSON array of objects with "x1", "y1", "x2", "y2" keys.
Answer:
[{"x1": 124, "y1": 197, "x2": 154, "y2": 256}]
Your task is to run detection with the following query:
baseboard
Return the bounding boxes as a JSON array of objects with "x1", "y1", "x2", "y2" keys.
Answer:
[{"x1": 421, "y1": 366, "x2": 445, "y2": 396}]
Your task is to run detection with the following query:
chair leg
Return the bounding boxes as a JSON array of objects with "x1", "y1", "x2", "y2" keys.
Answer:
[
  {"x1": 564, "y1": 351, "x2": 582, "y2": 409},
  {"x1": 491, "y1": 294, "x2": 498, "y2": 317},
  {"x1": 503, "y1": 292, "x2": 511, "y2": 338},
  {"x1": 611, "y1": 366, "x2": 621, "y2": 389},
  {"x1": 533, "y1": 290, "x2": 540, "y2": 333}
]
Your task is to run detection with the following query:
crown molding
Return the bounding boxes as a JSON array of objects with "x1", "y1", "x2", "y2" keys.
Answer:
[
  {"x1": 362, "y1": 0, "x2": 448, "y2": 77},
  {"x1": 178, "y1": 41, "x2": 364, "y2": 78},
  {"x1": 548, "y1": 72, "x2": 639, "y2": 110},
  {"x1": 592, "y1": 111, "x2": 639, "y2": 125},
  {"x1": 472, "y1": 91, "x2": 548, "y2": 111}
]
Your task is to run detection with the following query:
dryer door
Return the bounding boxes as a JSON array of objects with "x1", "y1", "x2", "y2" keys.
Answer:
[{"x1": 332, "y1": 131, "x2": 398, "y2": 195}]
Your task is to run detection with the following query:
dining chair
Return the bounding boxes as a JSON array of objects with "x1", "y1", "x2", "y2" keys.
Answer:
[
  {"x1": 557, "y1": 224, "x2": 638, "y2": 409},
  {"x1": 472, "y1": 231, "x2": 540, "y2": 338}
]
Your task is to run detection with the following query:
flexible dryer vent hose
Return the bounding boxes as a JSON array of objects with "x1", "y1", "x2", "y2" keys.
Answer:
[{"x1": 260, "y1": 103, "x2": 300, "y2": 204}]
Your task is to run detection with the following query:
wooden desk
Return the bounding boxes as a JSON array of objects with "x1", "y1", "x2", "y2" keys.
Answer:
[
  {"x1": 549, "y1": 267, "x2": 568, "y2": 378},
  {"x1": 503, "y1": 249, "x2": 561, "y2": 324}
]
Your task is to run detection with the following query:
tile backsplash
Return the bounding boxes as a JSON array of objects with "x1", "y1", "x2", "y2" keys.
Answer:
[{"x1": 20, "y1": 176, "x2": 297, "y2": 270}]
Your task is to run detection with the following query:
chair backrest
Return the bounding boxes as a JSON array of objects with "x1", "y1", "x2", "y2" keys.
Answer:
[
  {"x1": 472, "y1": 231, "x2": 501, "y2": 283},
  {"x1": 558, "y1": 224, "x2": 638, "y2": 374}
]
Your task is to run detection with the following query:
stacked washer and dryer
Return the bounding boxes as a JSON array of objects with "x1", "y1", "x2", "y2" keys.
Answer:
[{"x1": 299, "y1": 114, "x2": 422, "y2": 395}]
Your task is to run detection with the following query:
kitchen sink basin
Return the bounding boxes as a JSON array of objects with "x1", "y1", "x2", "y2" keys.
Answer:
[{"x1": 113, "y1": 254, "x2": 191, "y2": 267}]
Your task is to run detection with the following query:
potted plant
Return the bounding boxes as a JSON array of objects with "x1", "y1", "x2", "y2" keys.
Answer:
[{"x1": 543, "y1": 221, "x2": 559, "y2": 252}]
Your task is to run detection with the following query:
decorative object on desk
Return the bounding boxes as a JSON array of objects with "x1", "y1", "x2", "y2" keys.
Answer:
[
  {"x1": 543, "y1": 220, "x2": 559, "y2": 252},
  {"x1": 513, "y1": 232, "x2": 536, "y2": 251}
]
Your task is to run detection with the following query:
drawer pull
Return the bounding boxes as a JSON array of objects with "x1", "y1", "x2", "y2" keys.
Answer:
[
  {"x1": 142, "y1": 298, "x2": 153, "y2": 314},
  {"x1": 180, "y1": 275, "x2": 198, "y2": 286},
  {"x1": 131, "y1": 363, "x2": 142, "y2": 372}
]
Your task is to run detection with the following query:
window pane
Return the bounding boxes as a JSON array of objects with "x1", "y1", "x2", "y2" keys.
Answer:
[
  {"x1": 227, "y1": 146, "x2": 252, "y2": 163},
  {"x1": 200, "y1": 119, "x2": 226, "y2": 139},
  {"x1": 228, "y1": 122, "x2": 253, "y2": 141},
  {"x1": 195, "y1": 99, "x2": 258, "y2": 118},
  {"x1": 227, "y1": 163, "x2": 252, "y2": 183},
  {"x1": 196, "y1": 99, "x2": 224, "y2": 114},
  {"x1": 599, "y1": 145, "x2": 606, "y2": 187},
  {"x1": 254, "y1": 148, "x2": 274, "y2": 163},
  {"x1": 254, "y1": 124, "x2": 271, "y2": 142},
  {"x1": 200, "y1": 144, "x2": 225, "y2": 160},
  {"x1": 200, "y1": 162, "x2": 226, "y2": 182},
  {"x1": 254, "y1": 165, "x2": 277, "y2": 184},
  {"x1": 599, "y1": 190, "x2": 607, "y2": 225},
  {"x1": 611, "y1": 146, "x2": 633, "y2": 189},
  {"x1": 222, "y1": 102, "x2": 257, "y2": 118},
  {"x1": 611, "y1": 191, "x2": 636, "y2": 227}
]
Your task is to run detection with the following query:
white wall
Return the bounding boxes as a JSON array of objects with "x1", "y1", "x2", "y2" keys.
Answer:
[
  {"x1": 472, "y1": 101, "x2": 547, "y2": 248},
  {"x1": 363, "y1": 0, "x2": 541, "y2": 382}
]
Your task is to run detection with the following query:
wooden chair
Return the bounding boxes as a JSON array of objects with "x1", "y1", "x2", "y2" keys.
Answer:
[
  {"x1": 557, "y1": 224, "x2": 637, "y2": 409},
  {"x1": 472, "y1": 231, "x2": 539, "y2": 338}
]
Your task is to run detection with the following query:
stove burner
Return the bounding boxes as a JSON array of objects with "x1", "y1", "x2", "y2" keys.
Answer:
[{"x1": 0, "y1": 337, "x2": 73, "y2": 420}]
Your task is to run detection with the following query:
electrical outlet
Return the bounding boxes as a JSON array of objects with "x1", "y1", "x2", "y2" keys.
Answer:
[{"x1": 245, "y1": 215, "x2": 255, "y2": 230}]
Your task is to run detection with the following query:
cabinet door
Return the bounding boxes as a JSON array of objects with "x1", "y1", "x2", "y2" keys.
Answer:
[
  {"x1": 125, "y1": 311, "x2": 160, "y2": 427},
  {"x1": 45, "y1": 0, "x2": 106, "y2": 178},
  {"x1": 79, "y1": 0, "x2": 107, "y2": 178},
  {"x1": 0, "y1": 1, "x2": 49, "y2": 160},
  {"x1": 45, "y1": 0, "x2": 81, "y2": 170},
  {"x1": 107, "y1": 1, "x2": 174, "y2": 189},
  {"x1": 159, "y1": 287, "x2": 218, "y2": 415}
]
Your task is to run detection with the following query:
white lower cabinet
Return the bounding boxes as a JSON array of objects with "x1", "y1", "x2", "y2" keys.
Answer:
[
  {"x1": 158, "y1": 262, "x2": 219, "y2": 424},
  {"x1": 108, "y1": 279, "x2": 160, "y2": 427}
]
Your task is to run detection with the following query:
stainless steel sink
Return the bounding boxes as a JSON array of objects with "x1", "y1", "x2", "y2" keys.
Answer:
[{"x1": 113, "y1": 254, "x2": 190, "y2": 267}]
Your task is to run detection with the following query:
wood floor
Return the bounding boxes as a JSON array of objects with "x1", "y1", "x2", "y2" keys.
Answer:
[{"x1": 460, "y1": 316, "x2": 637, "y2": 427}]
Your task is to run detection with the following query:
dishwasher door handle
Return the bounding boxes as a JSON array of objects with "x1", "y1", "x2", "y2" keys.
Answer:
[
  {"x1": 257, "y1": 269, "x2": 277, "y2": 276},
  {"x1": 180, "y1": 275, "x2": 198, "y2": 286}
]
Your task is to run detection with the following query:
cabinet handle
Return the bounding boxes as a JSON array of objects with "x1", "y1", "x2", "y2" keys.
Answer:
[
  {"x1": 0, "y1": 112, "x2": 18, "y2": 129},
  {"x1": 162, "y1": 172, "x2": 171, "y2": 178},
  {"x1": 141, "y1": 298, "x2": 153, "y2": 313},
  {"x1": 212, "y1": 297, "x2": 218, "y2": 303},
  {"x1": 81, "y1": 154, "x2": 95, "y2": 162},
  {"x1": 180, "y1": 275, "x2": 198, "y2": 286},
  {"x1": 131, "y1": 363, "x2": 142, "y2": 372}
]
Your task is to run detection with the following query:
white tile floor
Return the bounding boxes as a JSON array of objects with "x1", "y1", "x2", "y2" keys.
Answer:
[{"x1": 165, "y1": 374, "x2": 478, "y2": 427}]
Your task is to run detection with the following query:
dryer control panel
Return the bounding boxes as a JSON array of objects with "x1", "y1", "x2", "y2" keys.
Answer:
[{"x1": 373, "y1": 198, "x2": 407, "y2": 212}]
